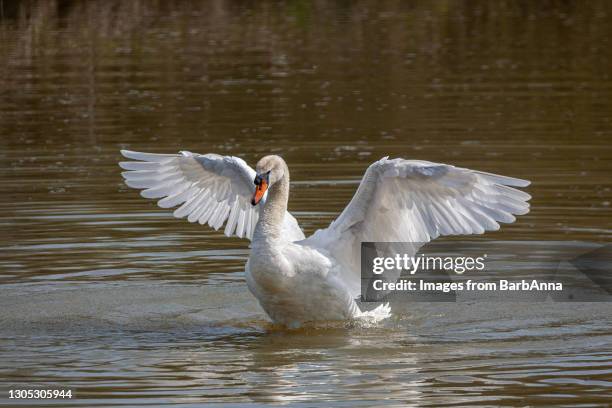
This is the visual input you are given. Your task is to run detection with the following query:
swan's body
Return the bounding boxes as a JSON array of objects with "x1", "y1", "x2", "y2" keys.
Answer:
[{"x1": 120, "y1": 150, "x2": 531, "y2": 327}]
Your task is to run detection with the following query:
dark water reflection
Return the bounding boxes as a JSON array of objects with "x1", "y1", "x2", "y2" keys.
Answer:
[{"x1": 0, "y1": 1, "x2": 611, "y2": 406}]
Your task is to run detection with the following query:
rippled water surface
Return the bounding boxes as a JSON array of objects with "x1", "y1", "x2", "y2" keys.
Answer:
[{"x1": 1, "y1": 1, "x2": 611, "y2": 406}]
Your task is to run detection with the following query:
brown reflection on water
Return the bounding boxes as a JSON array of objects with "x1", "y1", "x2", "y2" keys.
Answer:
[
  {"x1": 0, "y1": 1, "x2": 611, "y2": 406},
  {"x1": 1, "y1": 0, "x2": 610, "y2": 283}
]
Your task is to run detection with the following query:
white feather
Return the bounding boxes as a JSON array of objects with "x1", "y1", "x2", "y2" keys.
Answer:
[
  {"x1": 302, "y1": 157, "x2": 531, "y2": 298},
  {"x1": 120, "y1": 150, "x2": 304, "y2": 241}
]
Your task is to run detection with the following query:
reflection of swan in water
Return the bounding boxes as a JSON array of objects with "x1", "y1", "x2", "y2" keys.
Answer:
[
  {"x1": 120, "y1": 150, "x2": 530, "y2": 327},
  {"x1": 243, "y1": 326, "x2": 424, "y2": 404}
]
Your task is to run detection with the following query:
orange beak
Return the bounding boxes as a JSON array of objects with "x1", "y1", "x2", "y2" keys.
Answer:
[{"x1": 251, "y1": 179, "x2": 268, "y2": 206}]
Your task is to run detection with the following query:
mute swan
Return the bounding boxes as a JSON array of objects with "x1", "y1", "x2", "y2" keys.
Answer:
[{"x1": 119, "y1": 150, "x2": 530, "y2": 327}]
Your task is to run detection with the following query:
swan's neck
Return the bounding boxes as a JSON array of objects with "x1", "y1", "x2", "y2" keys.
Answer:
[{"x1": 254, "y1": 171, "x2": 289, "y2": 242}]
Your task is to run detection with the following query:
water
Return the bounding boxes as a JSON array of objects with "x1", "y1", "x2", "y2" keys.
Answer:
[{"x1": 1, "y1": 1, "x2": 611, "y2": 406}]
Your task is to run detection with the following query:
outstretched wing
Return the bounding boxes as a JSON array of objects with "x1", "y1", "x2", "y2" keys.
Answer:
[
  {"x1": 302, "y1": 158, "x2": 531, "y2": 296},
  {"x1": 119, "y1": 150, "x2": 304, "y2": 241}
]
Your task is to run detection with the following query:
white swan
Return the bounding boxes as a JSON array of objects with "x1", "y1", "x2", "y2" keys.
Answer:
[{"x1": 119, "y1": 150, "x2": 531, "y2": 327}]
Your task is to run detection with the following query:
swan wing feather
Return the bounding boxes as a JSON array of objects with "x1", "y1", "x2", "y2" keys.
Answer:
[
  {"x1": 302, "y1": 158, "x2": 531, "y2": 296},
  {"x1": 120, "y1": 150, "x2": 304, "y2": 241}
]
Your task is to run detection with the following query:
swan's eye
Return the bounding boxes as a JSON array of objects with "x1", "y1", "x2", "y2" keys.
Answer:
[{"x1": 254, "y1": 171, "x2": 271, "y2": 186}]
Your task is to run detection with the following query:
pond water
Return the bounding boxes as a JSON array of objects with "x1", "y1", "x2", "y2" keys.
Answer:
[{"x1": 1, "y1": 1, "x2": 611, "y2": 406}]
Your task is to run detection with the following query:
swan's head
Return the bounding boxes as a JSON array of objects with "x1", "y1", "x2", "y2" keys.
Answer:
[{"x1": 252, "y1": 155, "x2": 286, "y2": 206}]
